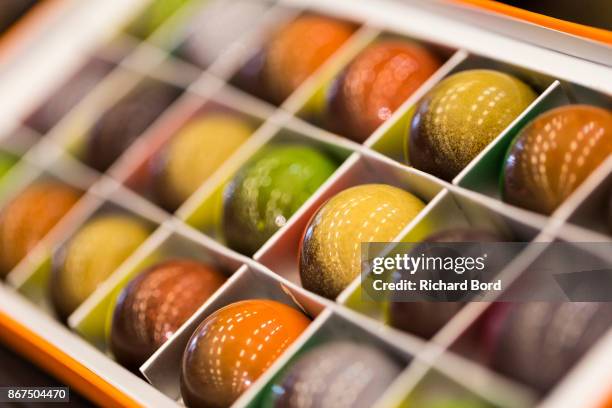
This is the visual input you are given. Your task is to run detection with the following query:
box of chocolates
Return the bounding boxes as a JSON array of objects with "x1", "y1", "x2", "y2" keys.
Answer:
[{"x1": 0, "y1": 0, "x2": 610, "y2": 407}]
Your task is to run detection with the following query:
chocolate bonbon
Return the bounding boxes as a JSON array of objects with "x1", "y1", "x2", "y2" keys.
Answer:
[
  {"x1": 483, "y1": 302, "x2": 612, "y2": 392},
  {"x1": 388, "y1": 228, "x2": 503, "y2": 338},
  {"x1": 181, "y1": 299, "x2": 310, "y2": 408},
  {"x1": 233, "y1": 15, "x2": 354, "y2": 104},
  {"x1": 0, "y1": 182, "x2": 80, "y2": 277},
  {"x1": 178, "y1": 1, "x2": 270, "y2": 69},
  {"x1": 502, "y1": 105, "x2": 612, "y2": 214},
  {"x1": 110, "y1": 259, "x2": 226, "y2": 370},
  {"x1": 222, "y1": 145, "x2": 337, "y2": 256},
  {"x1": 152, "y1": 114, "x2": 253, "y2": 211},
  {"x1": 326, "y1": 40, "x2": 440, "y2": 142},
  {"x1": 51, "y1": 215, "x2": 150, "y2": 319},
  {"x1": 408, "y1": 69, "x2": 536, "y2": 181},
  {"x1": 300, "y1": 184, "x2": 425, "y2": 299},
  {"x1": 85, "y1": 79, "x2": 182, "y2": 172},
  {"x1": 263, "y1": 341, "x2": 401, "y2": 408},
  {"x1": 264, "y1": 15, "x2": 354, "y2": 104}
]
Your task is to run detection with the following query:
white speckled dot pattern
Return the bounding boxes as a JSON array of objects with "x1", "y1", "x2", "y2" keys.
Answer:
[
  {"x1": 503, "y1": 105, "x2": 612, "y2": 214},
  {"x1": 181, "y1": 300, "x2": 309, "y2": 408},
  {"x1": 300, "y1": 184, "x2": 425, "y2": 299}
]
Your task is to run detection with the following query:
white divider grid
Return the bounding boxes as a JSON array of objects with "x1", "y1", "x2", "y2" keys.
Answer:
[{"x1": 0, "y1": 0, "x2": 610, "y2": 407}]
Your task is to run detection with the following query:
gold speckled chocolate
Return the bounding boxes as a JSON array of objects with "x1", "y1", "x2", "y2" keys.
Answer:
[
  {"x1": 0, "y1": 182, "x2": 80, "y2": 277},
  {"x1": 51, "y1": 215, "x2": 151, "y2": 319},
  {"x1": 299, "y1": 184, "x2": 425, "y2": 299},
  {"x1": 503, "y1": 105, "x2": 612, "y2": 214},
  {"x1": 409, "y1": 69, "x2": 537, "y2": 181},
  {"x1": 110, "y1": 259, "x2": 226, "y2": 370}
]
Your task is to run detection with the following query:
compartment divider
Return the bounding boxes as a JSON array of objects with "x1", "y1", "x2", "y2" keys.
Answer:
[
  {"x1": 453, "y1": 80, "x2": 563, "y2": 189},
  {"x1": 139, "y1": 263, "x2": 327, "y2": 399},
  {"x1": 0, "y1": 1, "x2": 610, "y2": 406},
  {"x1": 540, "y1": 328, "x2": 612, "y2": 408},
  {"x1": 231, "y1": 309, "x2": 335, "y2": 408},
  {"x1": 66, "y1": 224, "x2": 172, "y2": 347}
]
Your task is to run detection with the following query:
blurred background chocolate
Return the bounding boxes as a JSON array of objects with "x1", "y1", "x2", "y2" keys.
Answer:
[
  {"x1": 0, "y1": 0, "x2": 610, "y2": 404},
  {"x1": 222, "y1": 144, "x2": 337, "y2": 256},
  {"x1": 262, "y1": 341, "x2": 401, "y2": 408},
  {"x1": 300, "y1": 184, "x2": 425, "y2": 299},
  {"x1": 51, "y1": 214, "x2": 151, "y2": 320},
  {"x1": 85, "y1": 79, "x2": 183, "y2": 172},
  {"x1": 0, "y1": 151, "x2": 17, "y2": 180},
  {"x1": 388, "y1": 228, "x2": 504, "y2": 339},
  {"x1": 231, "y1": 49, "x2": 269, "y2": 103},
  {"x1": 264, "y1": 15, "x2": 355, "y2": 104},
  {"x1": 110, "y1": 259, "x2": 226, "y2": 370},
  {"x1": 482, "y1": 302, "x2": 612, "y2": 393},
  {"x1": 181, "y1": 299, "x2": 310, "y2": 408},
  {"x1": 152, "y1": 113, "x2": 254, "y2": 212},
  {"x1": 390, "y1": 302, "x2": 463, "y2": 340},
  {"x1": 0, "y1": 0, "x2": 39, "y2": 35},
  {"x1": 0, "y1": 182, "x2": 81, "y2": 277},
  {"x1": 409, "y1": 69, "x2": 536, "y2": 181},
  {"x1": 232, "y1": 15, "x2": 355, "y2": 105},
  {"x1": 126, "y1": 0, "x2": 191, "y2": 40},
  {"x1": 326, "y1": 40, "x2": 440, "y2": 142},
  {"x1": 502, "y1": 105, "x2": 612, "y2": 215},
  {"x1": 25, "y1": 58, "x2": 116, "y2": 134}
]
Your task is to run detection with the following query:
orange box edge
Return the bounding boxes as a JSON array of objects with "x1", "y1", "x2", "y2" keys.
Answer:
[
  {"x1": 449, "y1": 0, "x2": 612, "y2": 45},
  {"x1": 0, "y1": 310, "x2": 141, "y2": 408}
]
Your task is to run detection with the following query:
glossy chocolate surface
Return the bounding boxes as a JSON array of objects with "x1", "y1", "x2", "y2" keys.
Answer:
[
  {"x1": 389, "y1": 228, "x2": 503, "y2": 338},
  {"x1": 181, "y1": 299, "x2": 310, "y2": 408},
  {"x1": 483, "y1": 302, "x2": 612, "y2": 393},
  {"x1": 264, "y1": 341, "x2": 401, "y2": 408},
  {"x1": 409, "y1": 69, "x2": 536, "y2": 181},
  {"x1": 0, "y1": 0, "x2": 38, "y2": 34},
  {"x1": 300, "y1": 184, "x2": 425, "y2": 299},
  {"x1": 126, "y1": 0, "x2": 191, "y2": 39},
  {"x1": 0, "y1": 151, "x2": 17, "y2": 180},
  {"x1": 326, "y1": 41, "x2": 440, "y2": 142},
  {"x1": 222, "y1": 145, "x2": 337, "y2": 256},
  {"x1": 503, "y1": 105, "x2": 612, "y2": 214},
  {"x1": 110, "y1": 259, "x2": 226, "y2": 370}
]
